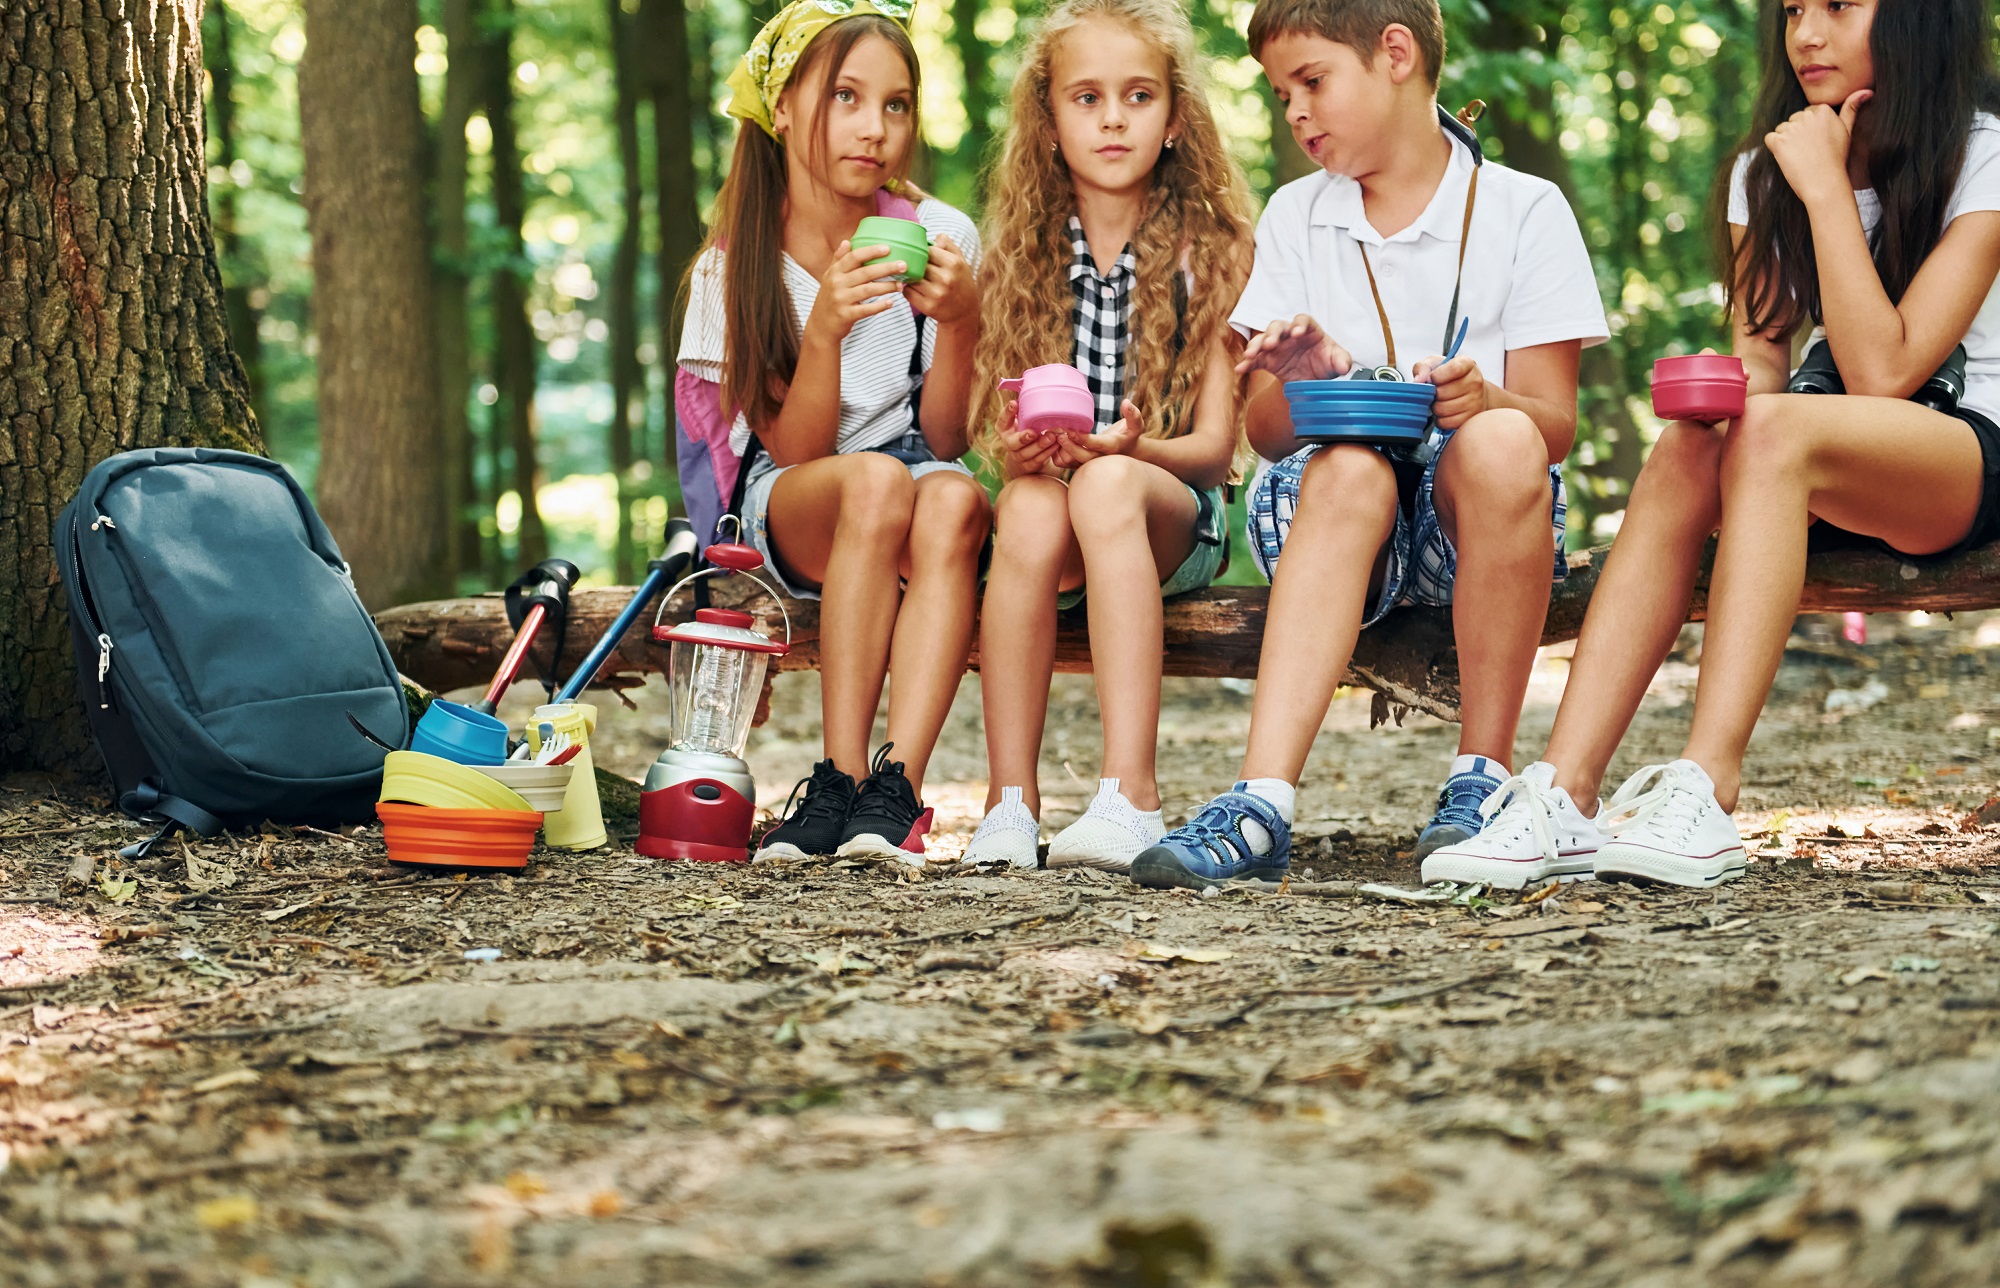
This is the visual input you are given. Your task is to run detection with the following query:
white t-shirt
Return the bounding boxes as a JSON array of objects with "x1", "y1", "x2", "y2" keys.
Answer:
[
  {"x1": 1231, "y1": 130, "x2": 1608, "y2": 467},
  {"x1": 677, "y1": 196, "x2": 982, "y2": 457},
  {"x1": 1728, "y1": 112, "x2": 2000, "y2": 422}
]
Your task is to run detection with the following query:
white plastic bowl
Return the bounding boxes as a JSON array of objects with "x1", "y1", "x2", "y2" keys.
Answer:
[{"x1": 468, "y1": 762, "x2": 575, "y2": 813}]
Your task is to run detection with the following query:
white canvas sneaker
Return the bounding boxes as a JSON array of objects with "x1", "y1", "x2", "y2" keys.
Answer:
[
  {"x1": 1420, "y1": 762, "x2": 1606, "y2": 889},
  {"x1": 1047, "y1": 779, "x2": 1166, "y2": 872},
  {"x1": 1594, "y1": 760, "x2": 1747, "y2": 887},
  {"x1": 962, "y1": 787, "x2": 1041, "y2": 870}
]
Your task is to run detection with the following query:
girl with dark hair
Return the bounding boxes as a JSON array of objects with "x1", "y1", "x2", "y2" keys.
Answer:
[
  {"x1": 1424, "y1": 0, "x2": 2000, "y2": 890},
  {"x1": 676, "y1": 0, "x2": 987, "y2": 867}
]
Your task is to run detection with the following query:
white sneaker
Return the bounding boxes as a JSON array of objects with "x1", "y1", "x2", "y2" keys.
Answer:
[
  {"x1": 1420, "y1": 762, "x2": 1606, "y2": 890},
  {"x1": 963, "y1": 787, "x2": 1041, "y2": 870},
  {"x1": 1047, "y1": 779, "x2": 1165, "y2": 872},
  {"x1": 1594, "y1": 760, "x2": 1747, "y2": 887}
]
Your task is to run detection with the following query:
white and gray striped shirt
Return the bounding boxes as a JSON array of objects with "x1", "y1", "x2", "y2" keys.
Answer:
[{"x1": 676, "y1": 197, "x2": 981, "y2": 458}]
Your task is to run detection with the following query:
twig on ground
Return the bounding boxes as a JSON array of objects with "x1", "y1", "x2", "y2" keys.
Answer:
[
  {"x1": 172, "y1": 1019, "x2": 333, "y2": 1042},
  {"x1": 136, "y1": 1139, "x2": 411, "y2": 1184},
  {"x1": 881, "y1": 896, "x2": 1083, "y2": 947},
  {"x1": 0, "y1": 895, "x2": 61, "y2": 905}
]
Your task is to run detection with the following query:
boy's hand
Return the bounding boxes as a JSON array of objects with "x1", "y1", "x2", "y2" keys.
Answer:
[
  {"x1": 804, "y1": 241, "x2": 906, "y2": 346},
  {"x1": 1413, "y1": 354, "x2": 1489, "y2": 429},
  {"x1": 1236, "y1": 315, "x2": 1353, "y2": 383},
  {"x1": 1767, "y1": 89, "x2": 1872, "y2": 208},
  {"x1": 906, "y1": 234, "x2": 978, "y2": 325},
  {"x1": 997, "y1": 398, "x2": 1062, "y2": 478},
  {"x1": 1054, "y1": 398, "x2": 1145, "y2": 467}
]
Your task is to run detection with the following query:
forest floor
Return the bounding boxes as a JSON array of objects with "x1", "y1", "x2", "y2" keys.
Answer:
[{"x1": 3, "y1": 611, "x2": 1999, "y2": 1287}]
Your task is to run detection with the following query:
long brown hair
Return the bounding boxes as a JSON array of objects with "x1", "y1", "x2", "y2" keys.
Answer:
[
  {"x1": 691, "y1": 15, "x2": 922, "y2": 431},
  {"x1": 971, "y1": 0, "x2": 1255, "y2": 453},
  {"x1": 1719, "y1": 0, "x2": 2000, "y2": 337}
]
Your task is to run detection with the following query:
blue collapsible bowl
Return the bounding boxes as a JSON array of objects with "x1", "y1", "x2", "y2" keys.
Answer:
[
  {"x1": 408, "y1": 698, "x2": 510, "y2": 766},
  {"x1": 1285, "y1": 377, "x2": 1435, "y2": 445}
]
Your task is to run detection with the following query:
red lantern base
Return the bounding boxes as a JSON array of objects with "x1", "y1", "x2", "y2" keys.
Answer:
[{"x1": 636, "y1": 779, "x2": 755, "y2": 862}]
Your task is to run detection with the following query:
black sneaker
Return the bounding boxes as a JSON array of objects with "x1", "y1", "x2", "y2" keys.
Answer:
[
  {"x1": 754, "y1": 758, "x2": 856, "y2": 861},
  {"x1": 834, "y1": 744, "x2": 933, "y2": 869}
]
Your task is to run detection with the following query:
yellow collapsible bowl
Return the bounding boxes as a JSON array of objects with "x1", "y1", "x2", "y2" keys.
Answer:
[{"x1": 380, "y1": 750, "x2": 534, "y2": 812}]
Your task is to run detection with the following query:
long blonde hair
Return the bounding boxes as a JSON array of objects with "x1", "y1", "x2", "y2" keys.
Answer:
[{"x1": 971, "y1": 0, "x2": 1255, "y2": 454}]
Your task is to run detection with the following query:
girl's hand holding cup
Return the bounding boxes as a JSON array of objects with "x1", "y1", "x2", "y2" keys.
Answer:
[
  {"x1": 997, "y1": 396, "x2": 1063, "y2": 478},
  {"x1": 1054, "y1": 398, "x2": 1145, "y2": 467},
  {"x1": 804, "y1": 240, "x2": 907, "y2": 346},
  {"x1": 906, "y1": 234, "x2": 979, "y2": 325}
]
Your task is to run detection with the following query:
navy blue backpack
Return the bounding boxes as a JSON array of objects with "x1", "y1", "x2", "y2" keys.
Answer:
[{"x1": 57, "y1": 448, "x2": 410, "y2": 855}]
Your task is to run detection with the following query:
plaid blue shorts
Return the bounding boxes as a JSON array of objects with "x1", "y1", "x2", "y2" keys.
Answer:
[{"x1": 1248, "y1": 433, "x2": 1568, "y2": 629}]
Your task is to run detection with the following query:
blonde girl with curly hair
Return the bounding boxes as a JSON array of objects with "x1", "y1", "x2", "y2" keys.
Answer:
[{"x1": 963, "y1": 0, "x2": 1256, "y2": 871}]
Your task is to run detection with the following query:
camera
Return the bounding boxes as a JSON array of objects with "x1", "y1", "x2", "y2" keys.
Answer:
[{"x1": 1787, "y1": 340, "x2": 1967, "y2": 413}]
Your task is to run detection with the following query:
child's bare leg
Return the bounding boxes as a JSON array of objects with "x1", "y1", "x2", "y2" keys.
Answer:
[
  {"x1": 766, "y1": 454, "x2": 917, "y2": 781},
  {"x1": 980, "y1": 477, "x2": 1084, "y2": 816},
  {"x1": 1241, "y1": 446, "x2": 1398, "y2": 784},
  {"x1": 1685, "y1": 394, "x2": 1983, "y2": 810},
  {"x1": 1542, "y1": 421, "x2": 1723, "y2": 806},
  {"x1": 1430, "y1": 409, "x2": 1559, "y2": 768},
  {"x1": 1066, "y1": 455, "x2": 1201, "y2": 812},
  {"x1": 886, "y1": 471, "x2": 992, "y2": 793}
]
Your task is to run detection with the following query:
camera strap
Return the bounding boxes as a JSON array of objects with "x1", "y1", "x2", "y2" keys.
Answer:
[{"x1": 1355, "y1": 102, "x2": 1485, "y2": 372}]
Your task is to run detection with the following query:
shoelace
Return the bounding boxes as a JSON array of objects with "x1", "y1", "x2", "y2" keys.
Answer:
[
  {"x1": 1477, "y1": 772, "x2": 1560, "y2": 864},
  {"x1": 774, "y1": 762, "x2": 851, "y2": 830},
  {"x1": 1431, "y1": 774, "x2": 1497, "y2": 831},
  {"x1": 852, "y1": 742, "x2": 917, "y2": 818},
  {"x1": 1602, "y1": 764, "x2": 1704, "y2": 842}
]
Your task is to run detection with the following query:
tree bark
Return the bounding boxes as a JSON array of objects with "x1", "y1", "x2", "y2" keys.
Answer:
[
  {"x1": 609, "y1": 0, "x2": 644, "y2": 584},
  {"x1": 0, "y1": 0, "x2": 262, "y2": 775},
  {"x1": 202, "y1": 0, "x2": 265, "y2": 432},
  {"x1": 480, "y1": 0, "x2": 548, "y2": 567},
  {"x1": 641, "y1": 0, "x2": 702, "y2": 366},
  {"x1": 299, "y1": 0, "x2": 449, "y2": 610},
  {"x1": 436, "y1": 0, "x2": 480, "y2": 587},
  {"x1": 374, "y1": 542, "x2": 2000, "y2": 726},
  {"x1": 951, "y1": 0, "x2": 991, "y2": 172}
]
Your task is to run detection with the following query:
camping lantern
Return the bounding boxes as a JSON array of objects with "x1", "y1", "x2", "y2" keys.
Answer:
[{"x1": 635, "y1": 539, "x2": 790, "y2": 862}]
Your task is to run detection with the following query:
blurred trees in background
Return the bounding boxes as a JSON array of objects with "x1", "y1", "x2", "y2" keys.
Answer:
[{"x1": 196, "y1": 0, "x2": 2000, "y2": 593}]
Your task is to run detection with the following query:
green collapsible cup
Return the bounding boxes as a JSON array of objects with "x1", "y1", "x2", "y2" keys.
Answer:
[{"x1": 853, "y1": 215, "x2": 933, "y2": 283}]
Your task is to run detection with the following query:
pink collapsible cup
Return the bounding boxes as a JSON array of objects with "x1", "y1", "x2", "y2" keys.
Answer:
[
  {"x1": 999, "y1": 365, "x2": 1095, "y2": 438},
  {"x1": 1651, "y1": 353, "x2": 1748, "y2": 423}
]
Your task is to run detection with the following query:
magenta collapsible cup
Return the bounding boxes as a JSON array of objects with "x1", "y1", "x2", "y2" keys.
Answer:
[
  {"x1": 999, "y1": 365, "x2": 1095, "y2": 438},
  {"x1": 1651, "y1": 354, "x2": 1748, "y2": 423}
]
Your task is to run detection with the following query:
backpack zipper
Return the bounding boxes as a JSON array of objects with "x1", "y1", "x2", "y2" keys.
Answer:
[{"x1": 95, "y1": 635, "x2": 114, "y2": 708}]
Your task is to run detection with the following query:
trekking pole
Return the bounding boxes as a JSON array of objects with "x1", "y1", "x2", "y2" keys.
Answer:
[
  {"x1": 553, "y1": 517, "x2": 699, "y2": 704},
  {"x1": 475, "y1": 558, "x2": 581, "y2": 715}
]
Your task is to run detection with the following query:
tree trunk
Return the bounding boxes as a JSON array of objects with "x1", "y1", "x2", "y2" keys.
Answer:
[
  {"x1": 299, "y1": 0, "x2": 450, "y2": 610},
  {"x1": 609, "y1": 0, "x2": 644, "y2": 584},
  {"x1": 0, "y1": 1, "x2": 261, "y2": 775},
  {"x1": 203, "y1": 0, "x2": 266, "y2": 433},
  {"x1": 437, "y1": 0, "x2": 479, "y2": 586},
  {"x1": 951, "y1": 0, "x2": 991, "y2": 173},
  {"x1": 642, "y1": 0, "x2": 702, "y2": 367},
  {"x1": 480, "y1": 0, "x2": 548, "y2": 566}
]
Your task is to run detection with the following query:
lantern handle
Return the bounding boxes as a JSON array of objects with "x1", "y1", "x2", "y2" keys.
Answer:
[{"x1": 652, "y1": 567, "x2": 794, "y2": 653}]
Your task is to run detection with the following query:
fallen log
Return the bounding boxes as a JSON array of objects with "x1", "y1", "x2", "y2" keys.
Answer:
[{"x1": 374, "y1": 539, "x2": 2000, "y2": 723}]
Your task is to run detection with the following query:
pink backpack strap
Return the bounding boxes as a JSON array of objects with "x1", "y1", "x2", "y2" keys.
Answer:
[
  {"x1": 673, "y1": 367, "x2": 742, "y2": 536},
  {"x1": 875, "y1": 186, "x2": 920, "y2": 222}
]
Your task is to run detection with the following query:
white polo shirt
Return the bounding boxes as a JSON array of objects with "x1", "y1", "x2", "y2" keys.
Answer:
[{"x1": 1231, "y1": 130, "x2": 1607, "y2": 465}]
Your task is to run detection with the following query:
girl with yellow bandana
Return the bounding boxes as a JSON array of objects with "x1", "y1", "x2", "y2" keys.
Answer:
[{"x1": 676, "y1": 0, "x2": 988, "y2": 868}]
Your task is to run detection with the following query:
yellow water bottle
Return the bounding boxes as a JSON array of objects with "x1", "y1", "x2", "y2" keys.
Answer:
[{"x1": 530, "y1": 702, "x2": 606, "y2": 849}]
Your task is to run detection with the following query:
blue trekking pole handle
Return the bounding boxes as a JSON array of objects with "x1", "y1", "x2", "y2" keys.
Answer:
[{"x1": 553, "y1": 518, "x2": 700, "y2": 704}]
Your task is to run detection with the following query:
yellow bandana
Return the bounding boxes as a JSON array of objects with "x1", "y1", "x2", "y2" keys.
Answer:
[{"x1": 724, "y1": 0, "x2": 915, "y2": 140}]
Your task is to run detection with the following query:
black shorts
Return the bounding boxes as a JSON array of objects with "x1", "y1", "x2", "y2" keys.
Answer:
[{"x1": 1806, "y1": 404, "x2": 2000, "y2": 560}]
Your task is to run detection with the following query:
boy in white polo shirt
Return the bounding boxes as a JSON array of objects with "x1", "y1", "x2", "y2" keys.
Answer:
[{"x1": 1131, "y1": 0, "x2": 1607, "y2": 890}]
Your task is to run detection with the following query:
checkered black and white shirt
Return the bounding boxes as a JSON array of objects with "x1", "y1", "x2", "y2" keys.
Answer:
[{"x1": 1067, "y1": 215, "x2": 1137, "y2": 432}]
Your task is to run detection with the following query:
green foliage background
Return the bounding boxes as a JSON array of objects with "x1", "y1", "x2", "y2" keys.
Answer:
[{"x1": 201, "y1": 0, "x2": 2000, "y2": 590}]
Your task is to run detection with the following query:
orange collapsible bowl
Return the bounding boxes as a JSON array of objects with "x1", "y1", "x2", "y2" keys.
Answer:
[{"x1": 376, "y1": 801, "x2": 543, "y2": 870}]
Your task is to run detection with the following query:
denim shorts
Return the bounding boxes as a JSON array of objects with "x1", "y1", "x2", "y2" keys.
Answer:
[
  {"x1": 1247, "y1": 432, "x2": 1568, "y2": 629},
  {"x1": 1048, "y1": 481, "x2": 1228, "y2": 611},
  {"x1": 740, "y1": 430, "x2": 976, "y2": 601}
]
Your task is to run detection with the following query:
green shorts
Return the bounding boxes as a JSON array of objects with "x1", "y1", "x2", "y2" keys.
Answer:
[{"x1": 1052, "y1": 482, "x2": 1227, "y2": 611}]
